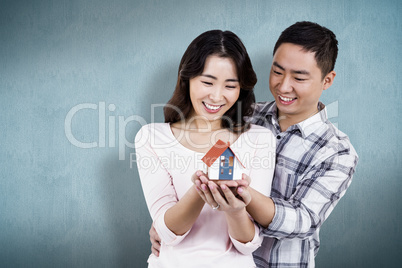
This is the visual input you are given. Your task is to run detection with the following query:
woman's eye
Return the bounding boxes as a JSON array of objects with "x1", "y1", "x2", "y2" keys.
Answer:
[{"x1": 202, "y1": 81, "x2": 212, "y2": 86}]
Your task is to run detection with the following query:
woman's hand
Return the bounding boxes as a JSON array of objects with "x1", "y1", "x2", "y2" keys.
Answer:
[
  {"x1": 205, "y1": 176, "x2": 256, "y2": 244},
  {"x1": 206, "y1": 180, "x2": 251, "y2": 213},
  {"x1": 193, "y1": 172, "x2": 256, "y2": 243},
  {"x1": 192, "y1": 171, "x2": 252, "y2": 212}
]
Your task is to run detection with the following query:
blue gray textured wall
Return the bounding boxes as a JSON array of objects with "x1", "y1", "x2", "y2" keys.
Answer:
[{"x1": 1, "y1": 0, "x2": 401, "y2": 267}]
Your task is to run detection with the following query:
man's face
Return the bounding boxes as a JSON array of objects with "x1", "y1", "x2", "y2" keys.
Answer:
[{"x1": 269, "y1": 43, "x2": 334, "y2": 123}]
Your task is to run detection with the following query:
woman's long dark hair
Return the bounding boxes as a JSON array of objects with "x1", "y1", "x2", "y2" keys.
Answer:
[{"x1": 164, "y1": 30, "x2": 257, "y2": 133}]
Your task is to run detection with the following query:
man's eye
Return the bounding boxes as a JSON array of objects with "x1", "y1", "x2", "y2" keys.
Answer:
[
  {"x1": 295, "y1": 78, "x2": 306, "y2": 81},
  {"x1": 273, "y1": 70, "x2": 282, "y2": 75}
]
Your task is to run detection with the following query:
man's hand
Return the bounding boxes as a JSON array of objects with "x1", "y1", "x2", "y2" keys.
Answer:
[{"x1": 149, "y1": 224, "x2": 161, "y2": 257}]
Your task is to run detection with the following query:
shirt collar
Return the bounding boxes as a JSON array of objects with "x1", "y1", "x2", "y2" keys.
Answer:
[
  {"x1": 268, "y1": 101, "x2": 327, "y2": 138},
  {"x1": 296, "y1": 102, "x2": 327, "y2": 138},
  {"x1": 253, "y1": 101, "x2": 277, "y2": 118},
  {"x1": 264, "y1": 102, "x2": 281, "y2": 134},
  {"x1": 265, "y1": 101, "x2": 278, "y2": 117},
  {"x1": 253, "y1": 101, "x2": 328, "y2": 138}
]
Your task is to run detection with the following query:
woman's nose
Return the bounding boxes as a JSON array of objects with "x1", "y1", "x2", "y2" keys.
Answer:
[{"x1": 208, "y1": 88, "x2": 224, "y2": 102}]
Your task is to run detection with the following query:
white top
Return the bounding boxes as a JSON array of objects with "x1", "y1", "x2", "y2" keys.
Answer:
[{"x1": 135, "y1": 123, "x2": 276, "y2": 268}]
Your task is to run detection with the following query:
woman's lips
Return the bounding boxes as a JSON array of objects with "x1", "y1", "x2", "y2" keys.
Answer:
[{"x1": 203, "y1": 102, "x2": 224, "y2": 113}]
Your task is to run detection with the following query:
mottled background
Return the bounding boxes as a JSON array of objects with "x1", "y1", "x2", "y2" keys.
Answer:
[{"x1": 1, "y1": 0, "x2": 401, "y2": 267}]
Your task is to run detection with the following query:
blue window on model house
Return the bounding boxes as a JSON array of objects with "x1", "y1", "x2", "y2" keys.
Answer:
[{"x1": 219, "y1": 148, "x2": 235, "y2": 180}]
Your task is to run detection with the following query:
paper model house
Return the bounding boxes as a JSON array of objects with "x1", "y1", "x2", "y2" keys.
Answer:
[{"x1": 201, "y1": 139, "x2": 245, "y2": 180}]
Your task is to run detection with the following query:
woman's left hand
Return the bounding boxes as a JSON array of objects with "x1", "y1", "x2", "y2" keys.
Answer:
[
  {"x1": 196, "y1": 173, "x2": 252, "y2": 213},
  {"x1": 207, "y1": 181, "x2": 249, "y2": 213}
]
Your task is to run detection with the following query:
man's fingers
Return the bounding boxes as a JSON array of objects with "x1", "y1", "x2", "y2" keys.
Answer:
[
  {"x1": 150, "y1": 225, "x2": 161, "y2": 242},
  {"x1": 151, "y1": 245, "x2": 160, "y2": 257},
  {"x1": 149, "y1": 224, "x2": 161, "y2": 257}
]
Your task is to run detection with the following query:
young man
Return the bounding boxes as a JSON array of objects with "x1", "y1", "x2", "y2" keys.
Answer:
[{"x1": 149, "y1": 21, "x2": 358, "y2": 267}]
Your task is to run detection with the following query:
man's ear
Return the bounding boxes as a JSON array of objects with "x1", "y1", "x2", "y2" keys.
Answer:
[{"x1": 323, "y1": 71, "x2": 336, "y2": 90}]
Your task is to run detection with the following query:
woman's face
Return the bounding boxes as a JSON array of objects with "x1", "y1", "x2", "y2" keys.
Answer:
[{"x1": 189, "y1": 55, "x2": 240, "y2": 125}]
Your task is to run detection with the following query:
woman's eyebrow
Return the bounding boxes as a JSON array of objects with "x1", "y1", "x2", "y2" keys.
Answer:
[
  {"x1": 201, "y1": 74, "x2": 217, "y2": 80},
  {"x1": 201, "y1": 74, "x2": 238, "y2": 82}
]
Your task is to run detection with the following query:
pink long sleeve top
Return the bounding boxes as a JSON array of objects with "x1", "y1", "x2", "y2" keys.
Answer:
[{"x1": 135, "y1": 123, "x2": 275, "y2": 267}]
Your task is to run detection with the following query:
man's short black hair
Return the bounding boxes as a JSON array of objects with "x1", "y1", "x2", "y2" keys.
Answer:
[{"x1": 273, "y1": 21, "x2": 338, "y2": 79}]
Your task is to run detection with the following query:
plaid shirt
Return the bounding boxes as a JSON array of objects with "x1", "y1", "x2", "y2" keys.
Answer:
[{"x1": 249, "y1": 101, "x2": 358, "y2": 268}]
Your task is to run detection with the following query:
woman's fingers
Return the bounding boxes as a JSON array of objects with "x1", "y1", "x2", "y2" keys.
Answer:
[
  {"x1": 235, "y1": 179, "x2": 249, "y2": 188},
  {"x1": 200, "y1": 179, "x2": 219, "y2": 207},
  {"x1": 199, "y1": 174, "x2": 209, "y2": 184},
  {"x1": 198, "y1": 176, "x2": 252, "y2": 210},
  {"x1": 191, "y1": 170, "x2": 206, "y2": 184},
  {"x1": 194, "y1": 184, "x2": 208, "y2": 203},
  {"x1": 192, "y1": 171, "x2": 210, "y2": 203},
  {"x1": 207, "y1": 181, "x2": 228, "y2": 207},
  {"x1": 236, "y1": 186, "x2": 252, "y2": 205},
  {"x1": 242, "y1": 173, "x2": 251, "y2": 184},
  {"x1": 219, "y1": 184, "x2": 241, "y2": 206},
  {"x1": 216, "y1": 180, "x2": 239, "y2": 188}
]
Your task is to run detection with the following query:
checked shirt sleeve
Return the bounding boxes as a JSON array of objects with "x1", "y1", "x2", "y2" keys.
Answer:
[{"x1": 263, "y1": 145, "x2": 359, "y2": 240}]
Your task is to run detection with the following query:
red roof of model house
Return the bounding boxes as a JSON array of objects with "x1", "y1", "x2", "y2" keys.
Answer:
[{"x1": 201, "y1": 139, "x2": 245, "y2": 168}]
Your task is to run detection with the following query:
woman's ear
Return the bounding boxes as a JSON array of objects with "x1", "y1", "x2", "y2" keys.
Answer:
[{"x1": 323, "y1": 71, "x2": 336, "y2": 90}]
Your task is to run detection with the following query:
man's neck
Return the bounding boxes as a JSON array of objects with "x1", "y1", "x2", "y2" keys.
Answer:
[{"x1": 277, "y1": 108, "x2": 319, "y2": 132}]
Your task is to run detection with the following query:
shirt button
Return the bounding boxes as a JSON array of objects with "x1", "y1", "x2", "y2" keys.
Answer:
[{"x1": 276, "y1": 135, "x2": 281, "y2": 139}]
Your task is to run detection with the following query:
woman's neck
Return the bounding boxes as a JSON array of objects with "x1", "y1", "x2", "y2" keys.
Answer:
[
  {"x1": 170, "y1": 119, "x2": 238, "y2": 154},
  {"x1": 181, "y1": 117, "x2": 222, "y2": 132}
]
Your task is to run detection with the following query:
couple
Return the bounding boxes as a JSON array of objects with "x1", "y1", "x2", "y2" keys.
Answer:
[{"x1": 135, "y1": 21, "x2": 358, "y2": 268}]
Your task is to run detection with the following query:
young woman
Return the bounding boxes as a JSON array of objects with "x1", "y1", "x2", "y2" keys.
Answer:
[{"x1": 135, "y1": 30, "x2": 275, "y2": 267}]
